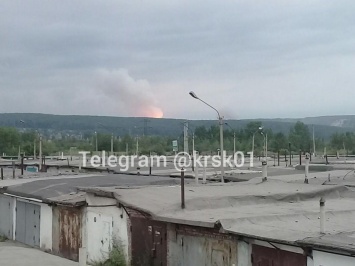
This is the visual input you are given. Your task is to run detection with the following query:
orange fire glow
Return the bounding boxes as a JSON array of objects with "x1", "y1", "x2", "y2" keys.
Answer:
[{"x1": 139, "y1": 106, "x2": 164, "y2": 118}]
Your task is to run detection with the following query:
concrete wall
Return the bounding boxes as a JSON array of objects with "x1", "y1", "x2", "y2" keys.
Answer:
[
  {"x1": 83, "y1": 193, "x2": 130, "y2": 264},
  {"x1": 312, "y1": 250, "x2": 355, "y2": 266},
  {"x1": 167, "y1": 224, "x2": 238, "y2": 266}
]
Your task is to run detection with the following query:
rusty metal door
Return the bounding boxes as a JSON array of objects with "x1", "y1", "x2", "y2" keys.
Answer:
[
  {"x1": 58, "y1": 207, "x2": 82, "y2": 261},
  {"x1": 130, "y1": 215, "x2": 167, "y2": 266},
  {"x1": 252, "y1": 245, "x2": 306, "y2": 266}
]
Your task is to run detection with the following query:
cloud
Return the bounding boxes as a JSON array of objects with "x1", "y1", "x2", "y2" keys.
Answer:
[
  {"x1": 1, "y1": 0, "x2": 355, "y2": 119},
  {"x1": 96, "y1": 68, "x2": 163, "y2": 118}
]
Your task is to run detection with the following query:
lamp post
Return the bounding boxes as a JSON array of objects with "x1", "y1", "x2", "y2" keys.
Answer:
[
  {"x1": 260, "y1": 132, "x2": 268, "y2": 162},
  {"x1": 289, "y1": 142, "x2": 292, "y2": 166},
  {"x1": 252, "y1": 127, "x2": 263, "y2": 158},
  {"x1": 95, "y1": 131, "x2": 98, "y2": 152},
  {"x1": 189, "y1": 91, "x2": 224, "y2": 183},
  {"x1": 225, "y1": 123, "x2": 236, "y2": 159}
]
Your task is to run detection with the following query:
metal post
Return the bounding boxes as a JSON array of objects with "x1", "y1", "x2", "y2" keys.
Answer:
[
  {"x1": 320, "y1": 198, "x2": 325, "y2": 234},
  {"x1": 111, "y1": 133, "x2": 114, "y2": 155},
  {"x1": 126, "y1": 143, "x2": 128, "y2": 155},
  {"x1": 219, "y1": 117, "x2": 225, "y2": 183},
  {"x1": 299, "y1": 150, "x2": 302, "y2": 166},
  {"x1": 21, "y1": 154, "x2": 24, "y2": 175},
  {"x1": 313, "y1": 125, "x2": 316, "y2": 157},
  {"x1": 1, "y1": 168, "x2": 3, "y2": 180},
  {"x1": 233, "y1": 132, "x2": 236, "y2": 160},
  {"x1": 192, "y1": 133, "x2": 195, "y2": 172},
  {"x1": 181, "y1": 168, "x2": 185, "y2": 209},
  {"x1": 149, "y1": 152, "x2": 152, "y2": 176},
  {"x1": 252, "y1": 134, "x2": 255, "y2": 160},
  {"x1": 184, "y1": 121, "x2": 189, "y2": 154},
  {"x1": 195, "y1": 162, "x2": 199, "y2": 185},
  {"x1": 136, "y1": 136, "x2": 139, "y2": 156},
  {"x1": 12, "y1": 161, "x2": 15, "y2": 179},
  {"x1": 94, "y1": 132, "x2": 98, "y2": 153},
  {"x1": 39, "y1": 135, "x2": 43, "y2": 171},
  {"x1": 34, "y1": 138, "x2": 36, "y2": 159},
  {"x1": 289, "y1": 142, "x2": 292, "y2": 167},
  {"x1": 277, "y1": 150, "x2": 280, "y2": 166}
]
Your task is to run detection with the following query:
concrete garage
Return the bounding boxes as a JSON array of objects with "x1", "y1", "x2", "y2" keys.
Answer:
[{"x1": 0, "y1": 173, "x2": 182, "y2": 262}]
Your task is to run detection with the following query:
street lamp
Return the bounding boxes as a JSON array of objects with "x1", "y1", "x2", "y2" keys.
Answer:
[
  {"x1": 225, "y1": 123, "x2": 236, "y2": 159},
  {"x1": 94, "y1": 131, "x2": 98, "y2": 152},
  {"x1": 252, "y1": 127, "x2": 263, "y2": 158},
  {"x1": 189, "y1": 91, "x2": 225, "y2": 183},
  {"x1": 260, "y1": 131, "x2": 268, "y2": 162}
]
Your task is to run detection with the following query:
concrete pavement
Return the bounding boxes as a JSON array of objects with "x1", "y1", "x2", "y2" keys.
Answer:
[{"x1": 0, "y1": 241, "x2": 78, "y2": 266}]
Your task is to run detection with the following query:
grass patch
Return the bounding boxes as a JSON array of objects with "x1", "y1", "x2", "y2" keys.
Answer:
[
  {"x1": 91, "y1": 242, "x2": 126, "y2": 266},
  {"x1": 0, "y1": 235, "x2": 8, "y2": 242}
]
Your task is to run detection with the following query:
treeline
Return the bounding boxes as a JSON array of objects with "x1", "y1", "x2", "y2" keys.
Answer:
[{"x1": 0, "y1": 121, "x2": 354, "y2": 156}]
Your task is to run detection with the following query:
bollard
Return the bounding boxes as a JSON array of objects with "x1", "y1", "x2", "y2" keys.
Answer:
[
  {"x1": 181, "y1": 168, "x2": 185, "y2": 209},
  {"x1": 304, "y1": 153, "x2": 310, "y2": 184},
  {"x1": 1, "y1": 168, "x2": 3, "y2": 180},
  {"x1": 299, "y1": 150, "x2": 302, "y2": 166},
  {"x1": 262, "y1": 161, "x2": 267, "y2": 182},
  {"x1": 277, "y1": 151, "x2": 280, "y2": 166}
]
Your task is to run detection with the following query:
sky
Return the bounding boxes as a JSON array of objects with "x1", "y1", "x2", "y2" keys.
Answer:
[{"x1": 1, "y1": 0, "x2": 355, "y2": 120}]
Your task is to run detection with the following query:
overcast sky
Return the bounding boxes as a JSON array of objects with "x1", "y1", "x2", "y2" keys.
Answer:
[{"x1": 1, "y1": 0, "x2": 355, "y2": 120}]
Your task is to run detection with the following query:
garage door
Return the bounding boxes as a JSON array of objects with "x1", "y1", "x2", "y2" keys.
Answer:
[
  {"x1": 252, "y1": 245, "x2": 306, "y2": 266},
  {"x1": 0, "y1": 195, "x2": 13, "y2": 239},
  {"x1": 16, "y1": 201, "x2": 41, "y2": 247}
]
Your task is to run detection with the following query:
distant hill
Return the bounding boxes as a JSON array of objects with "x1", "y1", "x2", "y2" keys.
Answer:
[
  {"x1": 0, "y1": 113, "x2": 354, "y2": 140},
  {"x1": 267, "y1": 115, "x2": 355, "y2": 128}
]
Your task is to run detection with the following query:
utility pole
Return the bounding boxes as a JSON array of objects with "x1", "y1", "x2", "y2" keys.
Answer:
[
  {"x1": 136, "y1": 136, "x2": 139, "y2": 156},
  {"x1": 184, "y1": 121, "x2": 189, "y2": 154},
  {"x1": 39, "y1": 135, "x2": 43, "y2": 171},
  {"x1": 313, "y1": 125, "x2": 316, "y2": 157},
  {"x1": 111, "y1": 133, "x2": 114, "y2": 155}
]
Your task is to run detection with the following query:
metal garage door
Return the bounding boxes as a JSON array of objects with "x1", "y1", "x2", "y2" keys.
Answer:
[
  {"x1": 16, "y1": 201, "x2": 41, "y2": 247},
  {"x1": 0, "y1": 195, "x2": 13, "y2": 239},
  {"x1": 252, "y1": 245, "x2": 307, "y2": 266}
]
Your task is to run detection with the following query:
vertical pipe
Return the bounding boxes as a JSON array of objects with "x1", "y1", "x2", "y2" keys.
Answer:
[
  {"x1": 181, "y1": 168, "x2": 185, "y2": 209},
  {"x1": 320, "y1": 198, "x2": 325, "y2": 234}
]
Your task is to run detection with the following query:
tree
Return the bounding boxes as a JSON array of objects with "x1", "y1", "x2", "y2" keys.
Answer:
[{"x1": 288, "y1": 121, "x2": 311, "y2": 152}]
